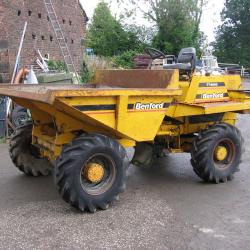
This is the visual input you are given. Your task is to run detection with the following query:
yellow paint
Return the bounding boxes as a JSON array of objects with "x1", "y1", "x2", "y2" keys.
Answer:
[
  {"x1": 214, "y1": 146, "x2": 228, "y2": 161},
  {"x1": 84, "y1": 163, "x2": 105, "y2": 183}
]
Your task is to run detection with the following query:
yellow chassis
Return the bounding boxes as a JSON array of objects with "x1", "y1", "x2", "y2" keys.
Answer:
[{"x1": 0, "y1": 69, "x2": 250, "y2": 160}]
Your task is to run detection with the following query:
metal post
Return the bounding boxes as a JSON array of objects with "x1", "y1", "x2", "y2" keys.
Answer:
[{"x1": 10, "y1": 22, "x2": 27, "y2": 84}]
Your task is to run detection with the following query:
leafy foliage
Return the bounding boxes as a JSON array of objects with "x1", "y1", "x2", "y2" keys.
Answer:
[
  {"x1": 152, "y1": 0, "x2": 206, "y2": 54},
  {"x1": 113, "y1": 50, "x2": 138, "y2": 69},
  {"x1": 80, "y1": 61, "x2": 94, "y2": 83},
  {"x1": 86, "y1": 2, "x2": 144, "y2": 57},
  {"x1": 213, "y1": 0, "x2": 250, "y2": 66}
]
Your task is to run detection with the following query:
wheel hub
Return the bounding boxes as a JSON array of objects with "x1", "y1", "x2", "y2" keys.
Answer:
[
  {"x1": 215, "y1": 146, "x2": 228, "y2": 161},
  {"x1": 84, "y1": 163, "x2": 105, "y2": 183}
]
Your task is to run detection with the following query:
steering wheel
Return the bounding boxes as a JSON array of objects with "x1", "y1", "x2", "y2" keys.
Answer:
[{"x1": 145, "y1": 47, "x2": 166, "y2": 60}]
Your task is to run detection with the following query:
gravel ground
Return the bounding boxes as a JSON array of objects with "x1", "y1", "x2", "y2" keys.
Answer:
[{"x1": 0, "y1": 114, "x2": 250, "y2": 250}]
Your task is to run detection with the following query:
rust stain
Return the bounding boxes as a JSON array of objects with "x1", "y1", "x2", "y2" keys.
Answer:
[{"x1": 92, "y1": 69, "x2": 175, "y2": 89}]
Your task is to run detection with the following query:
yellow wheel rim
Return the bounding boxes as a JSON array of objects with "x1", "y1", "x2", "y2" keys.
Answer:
[
  {"x1": 215, "y1": 146, "x2": 228, "y2": 161},
  {"x1": 84, "y1": 163, "x2": 105, "y2": 183}
]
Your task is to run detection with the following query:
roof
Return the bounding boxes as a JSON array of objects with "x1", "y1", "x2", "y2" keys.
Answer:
[{"x1": 78, "y1": 0, "x2": 89, "y2": 22}]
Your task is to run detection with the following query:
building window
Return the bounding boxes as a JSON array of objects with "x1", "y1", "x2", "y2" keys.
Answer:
[
  {"x1": 71, "y1": 39, "x2": 74, "y2": 44},
  {"x1": 50, "y1": 36, "x2": 53, "y2": 42},
  {"x1": 18, "y1": 10, "x2": 21, "y2": 16},
  {"x1": 47, "y1": 16, "x2": 50, "y2": 21},
  {"x1": 69, "y1": 20, "x2": 72, "y2": 26},
  {"x1": 32, "y1": 33, "x2": 36, "y2": 39},
  {"x1": 38, "y1": 13, "x2": 42, "y2": 19},
  {"x1": 28, "y1": 10, "x2": 32, "y2": 16},
  {"x1": 41, "y1": 35, "x2": 45, "y2": 40}
]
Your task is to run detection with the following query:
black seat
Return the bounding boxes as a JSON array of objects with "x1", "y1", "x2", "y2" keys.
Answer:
[{"x1": 163, "y1": 47, "x2": 196, "y2": 71}]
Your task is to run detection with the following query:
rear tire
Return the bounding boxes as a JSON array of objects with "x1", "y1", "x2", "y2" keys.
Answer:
[
  {"x1": 55, "y1": 134, "x2": 129, "y2": 213},
  {"x1": 11, "y1": 106, "x2": 29, "y2": 128},
  {"x1": 9, "y1": 123, "x2": 53, "y2": 176},
  {"x1": 191, "y1": 123, "x2": 243, "y2": 183}
]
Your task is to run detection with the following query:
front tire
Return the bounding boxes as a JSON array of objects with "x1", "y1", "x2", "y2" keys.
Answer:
[
  {"x1": 191, "y1": 123, "x2": 243, "y2": 183},
  {"x1": 55, "y1": 134, "x2": 129, "y2": 213}
]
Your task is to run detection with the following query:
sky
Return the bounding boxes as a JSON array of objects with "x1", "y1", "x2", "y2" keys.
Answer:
[{"x1": 81, "y1": 0, "x2": 225, "y2": 43}]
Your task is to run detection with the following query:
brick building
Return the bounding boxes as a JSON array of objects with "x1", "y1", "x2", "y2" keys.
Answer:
[{"x1": 0, "y1": 0, "x2": 88, "y2": 83}]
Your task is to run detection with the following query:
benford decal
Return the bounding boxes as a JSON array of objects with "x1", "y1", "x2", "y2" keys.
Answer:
[
  {"x1": 196, "y1": 93, "x2": 229, "y2": 100},
  {"x1": 134, "y1": 102, "x2": 165, "y2": 110}
]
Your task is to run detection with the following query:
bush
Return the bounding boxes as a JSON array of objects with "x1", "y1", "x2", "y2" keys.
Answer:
[
  {"x1": 113, "y1": 50, "x2": 139, "y2": 69},
  {"x1": 80, "y1": 61, "x2": 94, "y2": 83},
  {"x1": 47, "y1": 60, "x2": 67, "y2": 72}
]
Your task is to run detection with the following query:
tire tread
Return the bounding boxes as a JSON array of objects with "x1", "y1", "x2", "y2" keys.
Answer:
[
  {"x1": 191, "y1": 123, "x2": 243, "y2": 183},
  {"x1": 55, "y1": 133, "x2": 129, "y2": 213}
]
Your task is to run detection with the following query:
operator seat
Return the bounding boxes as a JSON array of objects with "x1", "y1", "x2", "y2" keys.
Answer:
[{"x1": 163, "y1": 47, "x2": 196, "y2": 72}]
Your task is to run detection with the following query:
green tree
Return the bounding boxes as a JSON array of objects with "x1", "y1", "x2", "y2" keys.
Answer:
[
  {"x1": 123, "y1": 24, "x2": 155, "y2": 47},
  {"x1": 115, "y1": 0, "x2": 206, "y2": 55},
  {"x1": 86, "y1": 2, "x2": 143, "y2": 57},
  {"x1": 213, "y1": 0, "x2": 250, "y2": 66}
]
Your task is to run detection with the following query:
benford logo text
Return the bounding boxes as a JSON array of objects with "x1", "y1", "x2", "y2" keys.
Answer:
[
  {"x1": 202, "y1": 93, "x2": 224, "y2": 99},
  {"x1": 135, "y1": 102, "x2": 165, "y2": 110}
]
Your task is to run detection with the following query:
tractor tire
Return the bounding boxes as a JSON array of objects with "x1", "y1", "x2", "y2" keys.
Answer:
[
  {"x1": 9, "y1": 123, "x2": 53, "y2": 176},
  {"x1": 11, "y1": 106, "x2": 29, "y2": 128},
  {"x1": 191, "y1": 123, "x2": 243, "y2": 184},
  {"x1": 55, "y1": 133, "x2": 129, "y2": 213}
]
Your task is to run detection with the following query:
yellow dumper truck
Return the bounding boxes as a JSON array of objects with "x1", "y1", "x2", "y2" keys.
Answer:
[{"x1": 1, "y1": 48, "x2": 250, "y2": 212}]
